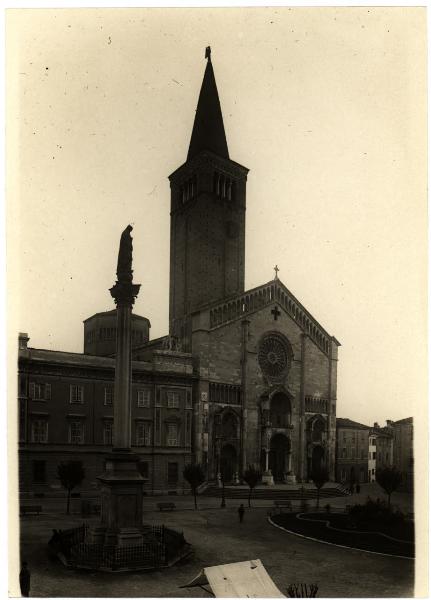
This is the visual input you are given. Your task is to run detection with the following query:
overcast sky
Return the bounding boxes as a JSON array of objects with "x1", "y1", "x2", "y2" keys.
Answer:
[{"x1": 8, "y1": 7, "x2": 426, "y2": 426}]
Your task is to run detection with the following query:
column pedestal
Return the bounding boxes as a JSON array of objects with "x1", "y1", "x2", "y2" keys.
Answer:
[
  {"x1": 94, "y1": 451, "x2": 145, "y2": 547},
  {"x1": 285, "y1": 451, "x2": 296, "y2": 484},
  {"x1": 262, "y1": 471, "x2": 274, "y2": 486}
]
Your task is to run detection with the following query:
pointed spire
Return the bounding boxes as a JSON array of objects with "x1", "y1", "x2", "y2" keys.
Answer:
[{"x1": 187, "y1": 48, "x2": 229, "y2": 161}]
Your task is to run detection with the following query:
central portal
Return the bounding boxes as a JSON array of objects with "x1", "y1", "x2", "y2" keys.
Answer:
[
  {"x1": 220, "y1": 444, "x2": 237, "y2": 483},
  {"x1": 269, "y1": 434, "x2": 290, "y2": 482}
]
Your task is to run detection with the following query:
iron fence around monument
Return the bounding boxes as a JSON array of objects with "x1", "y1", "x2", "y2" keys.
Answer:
[
  {"x1": 71, "y1": 540, "x2": 166, "y2": 570},
  {"x1": 65, "y1": 524, "x2": 188, "y2": 571}
]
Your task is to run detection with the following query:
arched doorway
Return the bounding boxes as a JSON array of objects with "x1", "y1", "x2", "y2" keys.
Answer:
[
  {"x1": 311, "y1": 446, "x2": 325, "y2": 473},
  {"x1": 220, "y1": 444, "x2": 237, "y2": 483},
  {"x1": 311, "y1": 445, "x2": 324, "y2": 474},
  {"x1": 269, "y1": 434, "x2": 290, "y2": 482}
]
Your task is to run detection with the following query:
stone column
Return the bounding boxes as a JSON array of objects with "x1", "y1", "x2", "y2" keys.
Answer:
[
  {"x1": 92, "y1": 225, "x2": 144, "y2": 548},
  {"x1": 285, "y1": 437, "x2": 296, "y2": 485},
  {"x1": 261, "y1": 429, "x2": 274, "y2": 486}
]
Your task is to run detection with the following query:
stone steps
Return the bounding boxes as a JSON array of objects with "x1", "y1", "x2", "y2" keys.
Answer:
[{"x1": 201, "y1": 485, "x2": 349, "y2": 500}]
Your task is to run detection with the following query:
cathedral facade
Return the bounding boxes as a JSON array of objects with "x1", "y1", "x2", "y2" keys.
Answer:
[{"x1": 18, "y1": 52, "x2": 339, "y2": 495}]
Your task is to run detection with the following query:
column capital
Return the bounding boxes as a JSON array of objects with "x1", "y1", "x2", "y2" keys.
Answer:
[{"x1": 110, "y1": 281, "x2": 141, "y2": 306}]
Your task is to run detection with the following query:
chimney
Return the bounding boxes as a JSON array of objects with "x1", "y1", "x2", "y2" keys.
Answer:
[
  {"x1": 373, "y1": 422, "x2": 380, "y2": 429},
  {"x1": 386, "y1": 420, "x2": 394, "y2": 428},
  {"x1": 19, "y1": 332, "x2": 29, "y2": 350}
]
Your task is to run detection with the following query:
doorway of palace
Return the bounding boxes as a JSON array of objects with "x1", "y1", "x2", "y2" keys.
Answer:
[
  {"x1": 220, "y1": 444, "x2": 237, "y2": 483},
  {"x1": 269, "y1": 434, "x2": 290, "y2": 482},
  {"x1": 311, "y1": 445, "x2": 324, "y2": 474}
]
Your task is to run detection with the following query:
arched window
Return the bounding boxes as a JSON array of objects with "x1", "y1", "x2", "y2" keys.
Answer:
[
  {"x1": 312, "y1": 418, "x2": 326, "y2": 443},
  {"x1": 269, "y1": 393, "x2": 291, "y2": 428},
  {"x1": 222, "y1": 412, "x2": 238, "y2": 439}
]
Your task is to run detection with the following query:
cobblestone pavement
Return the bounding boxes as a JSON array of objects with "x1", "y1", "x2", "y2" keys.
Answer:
[{"x1": 17, "y1": 489, "x2": 414, "y2": 598}]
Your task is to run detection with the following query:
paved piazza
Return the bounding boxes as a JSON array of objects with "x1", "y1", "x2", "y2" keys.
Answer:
[{"x1": 18, "y1": 489, "x2": 414, "y2": 598}]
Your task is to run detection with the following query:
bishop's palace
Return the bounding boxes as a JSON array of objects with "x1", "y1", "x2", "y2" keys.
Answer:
[{"x1": 18, "y1": 54, "x2": 340, "y2": 496}]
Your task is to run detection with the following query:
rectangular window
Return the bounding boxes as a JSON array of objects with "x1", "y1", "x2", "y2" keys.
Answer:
[
  {"x1": 167, "y1": 423, "x2": 178, "y2": 446},
  {"x1": 372, "y1": 468, "x2": 375, "y2": 475},
  {"x1": 167, "y1": 462, "x2": 178, "y2": 486},
  {"x1": 104, "y1": 387, "x2": 114, "y2": 406},
  {"x1": 103, "y1": 421, "x2": 113, "y2": 445},
  {"x1": 372, "y1": 452, "x2": 376, "y2": 460},
  {"x1": 70, "y1": 385, "x2": 84, "y2": 404},
  {"x1": 30, "y1": 382, "x2": 49, "y2": 401},
  {"x1": 155, "y1": 388, "x2": 162, "y2": 407},
  {"x1": 69, "y1": 421, "x2": 84, "y2": 444},
  {"x1": 167, "y1": 391, "x2": 180, "y2": 408},
  {"x1": 137, "y1": 389, "x2": 151, "y2": 408},
  {"x1": 138, "y1": 461, "x2": 149, "y2": 479},
  {"x1": 342, "y1": 447, "x2": 346, "y2": 458},
  {"x1": 341, "y1": 468, "x2": 346, "y2": 481},
  {"x1": 29, "y1": 382, "x2": 51, "y2": 400},
  {"x1": 350, "y1": 447, "x2": 355, "y2": 459},
  {"x1": 186, "y1": 389, "x2": 192, "y2": 409},
  {"x1": 32, "y1": 460, "x2": 46, "y2": 483},
  {"x1": 31, "y1": 419, "x2": 48, "y2": 443},
  {"x1": 136, "y1": 421, "x2": 151, "y2": 446}
]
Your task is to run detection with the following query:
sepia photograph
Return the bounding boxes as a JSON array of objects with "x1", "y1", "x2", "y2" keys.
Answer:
[{"x1": 7, "y1": 6, "x2": 427, "y2": 598}]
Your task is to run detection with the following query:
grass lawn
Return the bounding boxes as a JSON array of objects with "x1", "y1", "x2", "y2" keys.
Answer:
[{"x1": 271, "y1": 512, "x2": 414, "y2": 558}]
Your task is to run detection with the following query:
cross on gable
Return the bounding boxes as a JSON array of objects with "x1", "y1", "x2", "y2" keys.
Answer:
[
  {"x1": 274, "y1": 265, "x2": 279, "y2": 279},
  {"x1": 271, "y1": 305, "x2": 281, "y2": 321}
]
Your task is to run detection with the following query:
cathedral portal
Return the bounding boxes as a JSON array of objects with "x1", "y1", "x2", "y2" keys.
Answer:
[{"x1": 269, "y1": 433, "x2": 291, "y2": 482}]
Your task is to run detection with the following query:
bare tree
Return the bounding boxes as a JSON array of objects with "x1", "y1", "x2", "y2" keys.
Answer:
[
  {"x1": 57, "y1": 461, "x2": 85, "y2": 514},
  {"x1": 376, "y1": 467, "x2": 403, "y2": 508},
  {"x1": 242, "y1": 465, "x2": 261, "y2": 508},
  {"x1": 311, "y1": 466, "x2": 329, "y2": 509},
  {"x1": 183, "y1": 463, "x2": 205, "y2": 510}
]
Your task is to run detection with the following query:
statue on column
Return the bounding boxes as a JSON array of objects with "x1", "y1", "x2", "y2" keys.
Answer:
[{"x1": 116, "y1": 225, "x2": 134, "y2": 283}]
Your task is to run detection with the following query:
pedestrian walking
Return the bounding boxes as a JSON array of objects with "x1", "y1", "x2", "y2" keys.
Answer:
[
  {"x1": 19, "y1": 561, "x2": 31, "y2": 597},
  {"x1": 238, "y1": 503, "x2": 245, "y2": 523}
]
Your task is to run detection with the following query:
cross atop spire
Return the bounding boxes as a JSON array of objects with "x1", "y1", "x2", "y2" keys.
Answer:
[
  {"x1": 274, "y1": 265, "x2": 279, "y2": 280},
  {"x1": 187, "y1": 49, "x2": 229, "y2": 161}
]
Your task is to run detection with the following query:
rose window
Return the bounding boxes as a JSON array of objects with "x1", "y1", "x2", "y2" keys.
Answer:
[{"x1": 258, "y1": 334, "x2": 290, "y2": 377}]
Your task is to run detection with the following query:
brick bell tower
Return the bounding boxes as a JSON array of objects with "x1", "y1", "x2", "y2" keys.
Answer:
[{"x1": 168, "y1": 48, "x2": 249, "y2": 349}]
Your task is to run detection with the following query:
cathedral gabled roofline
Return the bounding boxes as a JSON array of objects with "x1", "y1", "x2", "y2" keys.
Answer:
[
  {"x1": 189, "y1": 277, "x2": 339, "y2": 356},
  {"x1": 187, "y1": 49, "x2": 229, "y2": 161}
]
